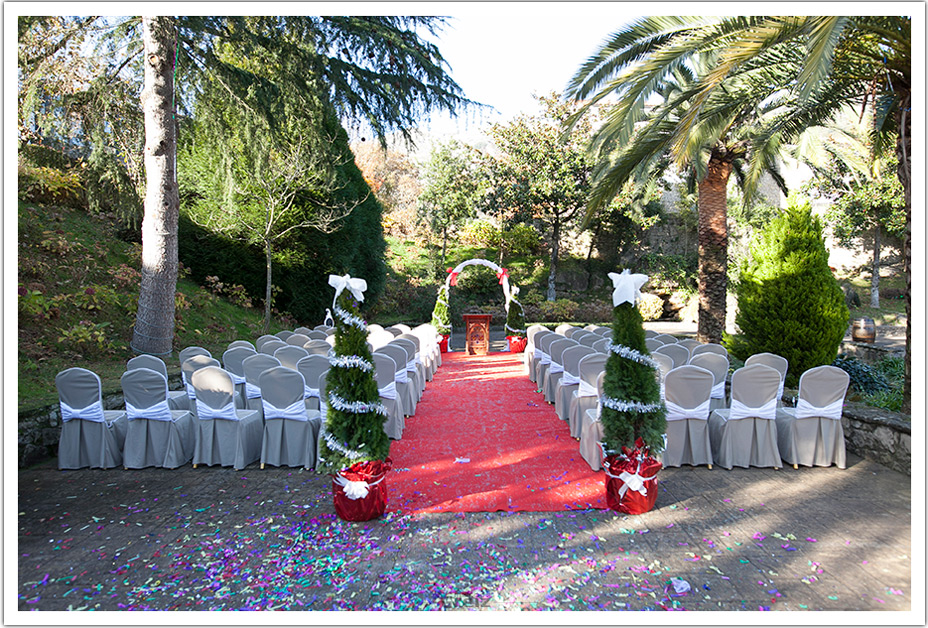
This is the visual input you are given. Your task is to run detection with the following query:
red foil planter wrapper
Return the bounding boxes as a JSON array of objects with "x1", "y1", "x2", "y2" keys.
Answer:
[
  {"x1": 438, "y1": 335, "x2": 450, "y2": 353},
  {"x1": 602, "y1": 438, "x2": 662, "y2": 515},
  {"x1": 332, "y1": 458, "x2": 393, "y2": 522},
  {"x1": 507, "y1": 336, "x2": 528, "y2": 353}
]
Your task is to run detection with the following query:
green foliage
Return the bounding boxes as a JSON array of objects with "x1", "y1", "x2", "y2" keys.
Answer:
[
  {"x1": 57, "y1": 321, "x2": 115, "y2": 355},
  {"x1": 636, "y1": 293, "x2": 664, "y2": 321},
  {"x1": 418, "y1": 140, "x2": 485, "y2": 255},
  {"x1": 831, "y1": 355, "x2": 890, "y2": 395},
  {"x1": 459, "y1": 219, "x2": 500, "y2": 249},
  {"x1": 17, "y1": 157, "x2": 84, "y2": 207},
  {"x1": 727, "y1": 201, "x2": 849, "y2": 387},
  {"x1": 600, "y1": 303, "x2": 666, "y2": 453},
  {"x1": 505, "y1": 294, "x2": 526, "y2": 338},
  {"x1": 430, "y1": 284, "x2": 451, "y2": 335},
  {"x1": 863, "y1": 388, "x2": 905, "y2": 413},
  {"x1": 318, "y1": 292, "x2": 391, "y2": 473}
]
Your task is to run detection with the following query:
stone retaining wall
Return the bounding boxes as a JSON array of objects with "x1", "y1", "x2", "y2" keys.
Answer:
[{"x1": 839, "y1": 340, "x2": 905, "y2": 364}]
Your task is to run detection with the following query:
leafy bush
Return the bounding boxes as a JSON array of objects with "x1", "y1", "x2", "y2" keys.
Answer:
[
  {"x1": 57, "y1": 321, "x2": 114, "y2": 355},
  {"x1": 459, "y1": 219, "x2": 501, "y2": 248},
  {"x1": 864, "y1": 388, "x2": 905, "y2": 412},
  {"x1": 18, "y1": 158, "x2": 84, "y2": 208},
  {"x1": 503, "y1": 223, "x2": 542, "y2": 256},
  {"x1": 727, "y1": 200, "x2": 849, "y2": 387},
  {"x1": 637, "y1": 293, "x2": 664, "y2": 321},
  {"x1": 832, "y1": 355, "x2": 890, "y2": 395}
]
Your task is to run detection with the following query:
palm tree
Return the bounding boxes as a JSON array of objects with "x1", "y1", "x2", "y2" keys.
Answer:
[
  {"x1": 565, "y1": 22, "x2": 790, "y2": 342},
  {"x1": 565, "y1": 15, "x2": 912, "y2": 407}
]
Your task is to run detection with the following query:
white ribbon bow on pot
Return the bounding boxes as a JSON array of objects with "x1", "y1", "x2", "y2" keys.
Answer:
[{"x1": 328, "y1": 274, "x2": 367, "y2": 308}]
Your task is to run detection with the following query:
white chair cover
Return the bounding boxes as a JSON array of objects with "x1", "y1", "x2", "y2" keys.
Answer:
[
  {"x1": 56, "y1": 367, "x2": 127, "y2": 469},
  {"x1": 378, "y1": 381, "x2": 398, "y2": 400},
  {"x1": 775, "y1": 365, "x2": 848, "y2": 469},
  {"x1": 665, "y1": 399, "x2": 711, "y2": 422},
  {"x1": 795, "y1": 398, "x2": 844, "y2": 421},
  {"x1": 662, "y1": 365, "x2": 714, "y2": 468},
  {"x1": 126, "y1": 399, "x2": 173, "y2": 422},
  {"x1": 708, "y1": 364, "x2": 781, "y2": 469},
  {"x1": 192, "y1": 366, "x2": 263, "y2": 469},
  {"x1": 60, "y1": 400, "x2": 105, "y2": 423},
  {"x1": 262, "y1": 398, "x2": 310, "y2": 422}
]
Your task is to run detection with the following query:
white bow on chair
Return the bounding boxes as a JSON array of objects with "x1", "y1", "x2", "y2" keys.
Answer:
[
  {"x1": 328, "y1": 274, "x2": 367, "y2": 307},
  {"x1": 607, "y1": 269, "x2": 649, "y2": 307}
]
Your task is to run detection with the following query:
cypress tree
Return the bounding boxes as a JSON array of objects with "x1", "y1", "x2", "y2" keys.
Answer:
[
  {"x1": 727, "y1": 199, "x2": 849, "y2": 387},
  {"x1": 600, "y1": 271, "x2": 666, "y2": 454},
  {"x1": 317, "y1": 280, "x2": 390, "y2": 473},
  {"x1": 505, "y1": 286, "x2": 526, "y2": 338},
  {"x1": 430, "y1": 284, "x2": 451, "y2": 336}
]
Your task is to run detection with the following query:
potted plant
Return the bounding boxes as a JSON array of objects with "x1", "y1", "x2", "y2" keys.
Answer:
[
  {"x1": 505, "y1": 285, "x2": 527, "y2": 353},
  {"x1": 431, "y1": 284, "x2": 452, "y2": 352},
  {"x1": 318, "y1": 274, "x2": 392, "y2": 521},
  {"x1": 599, "y1": 270, "x2": 666, "y2": 514}
]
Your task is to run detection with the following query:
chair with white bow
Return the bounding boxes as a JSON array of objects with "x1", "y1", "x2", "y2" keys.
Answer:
[
  {"x1": 403, "y1": 329, "x2": 436, "y2": 381},
  {"x1": 181, "y1": 355, "x2": 221, "y2": 417},
  {"x1": 254, "y1": 335, "x2": 278, "y2": 351},
  {"x1": 373, "y1": 353, "x2": 405, "y2": 439},
  {"x1": 191, "y1": 366, "x2": 263, "y2": 469},
  {"x1": 645, "y1": 338, "x2": 664, "y2": 353},
  {"x1": 367, "y1": 328, "x2": 395, "y2": 351},
  {"x1": 258, "y1": 366, "x2": 322, "y2": 469},
  {"x1": 775, "y1": 365, "x2": 849, "y2": 469},
  {"x1": 687, "y1": 352, "x2": 729, "y2": 411},
  {"x1": 127, "y1": 354, "x2": 189, "y2": 411},
  {"x1": 662, "y1": 365, "x2": 715, "y2": 468},
  {"x1": 286, "y1": 333, "x2": 311, "y2": 347},
  {"x1": 523, "y1": 324, "x2": 547, "y2": 377},
  {"x1": 554, "y1": 345, "x2": 596, "y2": 421},
  {"x1": 578, "y1": 371, "x2": 607, "y2": 470},
  {"x1": 691, "y1": 343, "x2": 728, "y2": 359},
  {"x1": 274, "y1": 344, "x2": 310, "y2": 370},
  {"x1": 410, "y1": 324, "x2": 440, "y2": 379},
  {"x1": 397, "y1": 333, "x2": 428, "y2": 390},
  {"x1": 542, "y1": 337, "x2": 578, "y2": 403},
  {"x1": 55, "y1": 367, "x2": 128, "y2": 469},
  {"x1": 533, "y1": 331, "x2": 560, "y2": 388},
  {"x1": 259, "y1": 339, "x2": 288, "y2": 356},
  {"x1": 296, "y1": 354, "x2": 330, "y2": 412},
  {"x1": 745, "y1": 352, "x2": 789, "y2": 407},
  {"x1": 376, "y1": 344, "x2": 417, "y2": 417},
  {"x1": 568, "y1": 353, "x2": 608, "y2": 438},
  {"x1": 222, "y1": 346, "x2": 257, "y2": 407},
  {"x1": 179, "y1": 346, "x2": 211, "y2": 365},
  {"x1": 394, "y1": 337, "x2": 425, "y2": 397},
  {"x1": 708, "y1": 364, "x2": 782, "y2": 469},
  {"x1": 228, "y1": 340, "x2": 256, "y2": 352},
  {"x1": 121, "y1": 367, "x2": 196, "y2": 468},
  {"x1": 651, "y1": 352, "x2": 674, "y2": 401},
  {"x1": 242, "y1": 353, "x2": 281, "y2": 416},
  {"x1": 654, "y1": 343, "x2": 690, "y2": 369}
]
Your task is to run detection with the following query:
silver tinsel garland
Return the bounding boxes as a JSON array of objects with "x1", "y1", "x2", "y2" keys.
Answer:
[
  {"x1": 321, "y1": 430, "x2": 366, "y2": 461},
  {"x1": 334, "y1": 304, "x2": 367, "y2": 330},
  {"x1": 602, "y1": 395, "x2": 664, "y2": 414},
  {"x1": 329, "y1": 355, "x2": 373, "y2": 372},
  {"x1": 607, "y1": 341, "x2": 660, "y2": 370},
  {"x1": 327, "y1": 391, "x2": 388, "y2": 417}
]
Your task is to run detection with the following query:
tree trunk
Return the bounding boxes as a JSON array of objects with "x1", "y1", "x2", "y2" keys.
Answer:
[
  {"x1": 132, "y1": 16, "x2": 178, "y2": 356},
  {"x1": 263, "y1": 239, "x2": 274, "y2": 334},
  {"x1": 870, "y1": 227, "x2": 880, "y2": 309},
  {"x1": 894, "y1": 89, "x2": 911, "y2": 413},
  {"x1": 546, "y1": 218, "x2": 560, "y2": 302},
  {"x1": 696, "y1": 152, "x2": 732, "y2": 344}
]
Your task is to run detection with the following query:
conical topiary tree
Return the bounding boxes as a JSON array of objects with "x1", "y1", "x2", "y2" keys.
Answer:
[
  {"x1": 431, "y1": 284, "x2": 451, "y2": 336},
  {"x1": 504, "y1": 285, "x2": 526, "y2": 339},
  {"x1": 727, "y1": 199, "x2": 849, "y2": 387},
  {"x1": 600, "y1": 270, "x2": 666, "y2": 455},
  {"x1": 317, "y1": 275, "x2": 390, "y2": 474}
]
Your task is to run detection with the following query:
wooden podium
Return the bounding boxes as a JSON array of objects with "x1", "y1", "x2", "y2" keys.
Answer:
[{"x1": 462, "y1": 314, "x2": 492, "y2": 355}]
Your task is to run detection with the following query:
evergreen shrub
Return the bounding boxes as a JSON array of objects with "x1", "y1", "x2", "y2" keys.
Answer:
[
  {"x1": 505, "y1": 290, "x2": 526, "y2": 338},
  {"x1": 600, "y1": 302, "x2": 666, "y2": 453},
  {"x1": 430, "y1": 284, "x2": 451, "y2": 336},
  {"x1": 726, "y1": 200, "x2": 849, "y2": 387},
  {"x1": 317, "y1": 289, "x2": 390, "y2": 473}
]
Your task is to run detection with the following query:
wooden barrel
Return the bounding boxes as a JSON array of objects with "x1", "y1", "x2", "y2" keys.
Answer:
[{"x1": 851, "y1": 317, "x2": 876, "y2": 343}]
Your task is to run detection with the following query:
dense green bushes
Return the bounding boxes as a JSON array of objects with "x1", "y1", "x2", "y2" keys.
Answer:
[{"x1": 727, "y1": 200, "x2": 849, "y2": 387}]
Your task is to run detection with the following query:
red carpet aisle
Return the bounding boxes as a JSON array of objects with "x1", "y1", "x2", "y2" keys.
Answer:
[{"x1": 387, "y1": 352, "x2": 607, "y2": 513}]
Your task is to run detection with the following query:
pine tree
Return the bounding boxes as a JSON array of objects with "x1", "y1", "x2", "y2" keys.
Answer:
[
  {"x1": 430, "y1": 284, "x2": 451, "y2": 336},
  {"x1": 600, "y1": 272, "x2": 666, "y2": 454},
  {"x1": 727, "y1": 199, "x2": 849, "y2": 387},
  {"x1": 317, "y1": 286, "x2": 390, "y2": 473}
]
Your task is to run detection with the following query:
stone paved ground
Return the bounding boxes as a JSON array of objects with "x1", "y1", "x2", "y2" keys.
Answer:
[{"x1": 17, "y1": 449, "x2": 912, "y2": 614}]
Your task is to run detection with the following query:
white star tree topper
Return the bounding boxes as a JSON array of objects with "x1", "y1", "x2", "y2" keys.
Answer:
[{"x1": 607, "y1": 269, "x2": 649, "y2": 307}]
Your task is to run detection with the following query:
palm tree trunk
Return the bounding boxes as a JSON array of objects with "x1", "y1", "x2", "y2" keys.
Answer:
[
  {"x1": 696, "y1": 153, "x2": 732, "y2": 344},
  {"x1": 895, "y1": 90, "x2": 911, "y2": 413},
  {"x1": 263, "y1": 240, "x2": 273, "y2": 334},
  {"x1": 132, "y1": 16, "x2": 178, "y2": 356},
  {"x1": 870, "y1": 227, "x2": 880, "y2": 309},
  {"x1": 546, "y1": 218, "x2": 560, "y2": 302}
]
